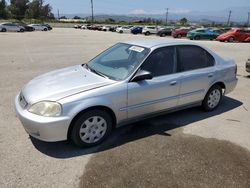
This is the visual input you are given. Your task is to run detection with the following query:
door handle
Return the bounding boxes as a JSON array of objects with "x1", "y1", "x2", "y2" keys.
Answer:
[
  {"x1": 170, "y1": 81, "x2": 177, "y2": 86},
  {"x1": 208, "y1": 73, "x2": 214, "y2": 78}
]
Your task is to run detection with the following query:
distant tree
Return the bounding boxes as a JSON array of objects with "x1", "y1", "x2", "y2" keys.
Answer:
[
  {"x1": 26, "y1": 0, "x2": 54, "y2": 20},
  {"x1": 9, "y1": 0, "x2": 29, "y2": 20},
  {"x1": 59, "y1": 16, "x2": 67, "y2": 19},
  {"x1": 180, "y1": 17, "x2": 188, "y2": 26},
  {"x1": 0, "y1": 0, "x2": 8, "y2": 19},
  {"x1": 105, "y1": 18, "x2": 115, "y2": 23},
  {"x1": 73, "y1": 16, "x2": 81, "y2": 19}
]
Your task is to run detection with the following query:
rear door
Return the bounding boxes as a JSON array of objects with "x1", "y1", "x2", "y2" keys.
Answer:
[{"x1": 176, "y1": 45, "x2": 216, "y2": 106}]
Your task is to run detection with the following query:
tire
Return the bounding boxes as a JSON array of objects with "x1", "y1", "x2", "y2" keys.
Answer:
[
  {"x1": 145, "y1": 31, "x2": 150, "y2": 36},
  {"x1": 177, "y1": 34, "x2": 182, "y2": 38},
  {"x1": 70, "y1": 109, "x2": 113, "y2": 147},
  {"x1": 20, "y1": 28, "x2": 24, "y2": 32},
  {"x1": 160, "y1": 33, "x2": 166, "y2": 37},
  {"x1": 202, "y1": 85, "x2": 222, "y2": 111},
  {"x1": 227, "y1": 37, "x2": 234, "y2": 42},
  {"x1": 194, "y1": 35, "x2": 200, "y2": 40},
  {"x1": 119, "y1": 30, "x2": 123, "y2": 34},
  {"x1": 2, "y1": 28, "x2": 6, "y2": 32},
  {"x1": 44, "y1": 28, "x2": 48, "y2": 31}
]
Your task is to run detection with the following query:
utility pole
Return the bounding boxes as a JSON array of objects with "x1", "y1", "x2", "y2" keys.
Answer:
[
  {"x1": 91, "y1": 0, "x2": 94, "y2": 25},
  {"x1": 227, "y1": 10, "x2": 232, "y2": 26},
  {"x1": 247, "y1": 12, "x2": 250, "y2": 27},
  {"x1": 57, "y1": 9, "x2": 60, "y2": 20},
  {"x1": 166, "y1": 8, "x2": 169, "y2": 26}
]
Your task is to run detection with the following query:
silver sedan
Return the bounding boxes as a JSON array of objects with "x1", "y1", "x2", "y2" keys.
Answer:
[
  {"x1": 0, "y1": 22, "x2": 25, "y2": 32},
  {"x1": 15, "y1": 39, "x2": 238, "y2": 147}
]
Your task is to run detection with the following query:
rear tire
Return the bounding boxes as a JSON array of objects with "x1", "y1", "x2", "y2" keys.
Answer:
[
  {"x1": 20, "y1": 28, "x2": 24, "y2": 32},
  {"x1": 160, "y1": 33, "x2": 166, "y2": 37},
  {"x1": 228, "y1": 37, "x2": 234, "y2": 42},
  {"x1": 194, "y1": 35, "x2": 200, "y2": 40},
  {"x1": 70, "y1": 109, "x2": 113, "y2": 147},
  {"x1": 44, "y1": 28, "x2": 48, "y2": 31},
  {"x1": 2, "y1": 28, "x2": 6, "y2": 32},
  {"x1": 145, "y1": 31, "x2": 150, "y2": 36},
  {"x1": 177, "y1": 34, "x2": 182, "y2": 38},
  {"x1": 202, "y1": 85, "x2": 222, "y2": 111}
]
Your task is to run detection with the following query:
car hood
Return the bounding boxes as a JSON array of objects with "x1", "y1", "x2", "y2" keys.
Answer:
[{"x1": 21, "y1": 65, "x2": 115, "y2": 104}]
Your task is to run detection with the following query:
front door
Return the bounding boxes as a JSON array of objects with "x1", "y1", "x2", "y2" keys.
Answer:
[{"x1": 127, "y1": 46, "x2": 181, "y2": 119}]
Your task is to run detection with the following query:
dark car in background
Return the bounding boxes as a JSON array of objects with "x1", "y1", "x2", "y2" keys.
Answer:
[
  {"x1": 157, "y1": 28, "x2": 173, "y2": 37},
  {"x1": 131, "y1": 26, "x2": 143, "y2": 34},
  {"x1": 42, "y1": 24, "x2": 52, "y2": 30},
  {"x1": 171, "y1": 28, "x2": 190, "y2": 38}
]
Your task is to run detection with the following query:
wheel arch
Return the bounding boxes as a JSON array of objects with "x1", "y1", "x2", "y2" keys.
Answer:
[
  {"x1": 209, "y1": 81, "x2": 226, "y2": 94},
  {"x1": 67, "y1": 105, "x2": 117, "y2": 140}
]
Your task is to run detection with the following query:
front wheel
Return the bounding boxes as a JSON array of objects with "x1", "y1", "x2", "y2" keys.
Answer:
[
  {"x1": 1, "y1": 28, "x2": 7, "y2": 32},
  {"x1": 202, "y1": 85, "x2": 222, "y2": 111},
  {"x1": 70, "y1": 110, "x2": 113, "y2": 147},
  {"x1": 44, "y1": 28, "x2": 48, "y2": 31},
  {"x1": 227, "y1": 37, "x2": 234, "y2": 42}
]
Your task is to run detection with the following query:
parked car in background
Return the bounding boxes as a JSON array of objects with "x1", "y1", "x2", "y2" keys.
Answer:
[
  {"x1": 246, "y1": 58, "x2": 250, "y2": 73},
  {"x1": 116, "y1": 26, "x2": 132, "y2": 34},
  {"x1": 42, "y1": 24, "x2": 52, "y2": 30},
  {"x1": 142, "y1": 26, "x2": 160, "y2": 35},
  {"x1": 157, "y1": 28, "x2": 173, "y2": 37},
  {"x1": 0, "y1": 22, "x2": 25, "y2": 32},
  {"x1": 216, "y1": 28, "x2": 250, "y2": 42},
  {"x1": 74, "y1": 24, "x2": 82, "y2": 29},
  {"x1": 131, "y1": 26, "x2": 143, "y2": 34},
  {"x1": 29, "y1": 24, "x2": 48, "y2": 31},
  {"x1": 187, "y1": 28, "x2": 220, "y2": 40},
  {"x1": 81, "y1": 25, "x2": 87, "y2": 29},
  {"x1": 102, "y1": 26, "x2": 110, "y2": 31},
  {"x1": 13, "y1": 22, "x2": 35, "y2": 32},
  {"x1": 15, "y1": 39, "x2": 238, "y2": 147},
  {"x1": 172, "y1": 28, "x2": 191, "y2": 38}
]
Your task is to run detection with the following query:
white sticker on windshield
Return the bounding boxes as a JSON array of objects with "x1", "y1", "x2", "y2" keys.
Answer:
[{"x1": 129, "y1": 46, "x2": 145, "y2": 53}]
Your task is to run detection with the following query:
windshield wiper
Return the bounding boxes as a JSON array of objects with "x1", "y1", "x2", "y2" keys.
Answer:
[{"x1": 83, "y1": 64, "x2": 109, "y2": 79}]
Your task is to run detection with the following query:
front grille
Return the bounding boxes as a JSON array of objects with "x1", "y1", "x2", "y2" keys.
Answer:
[{"x1": 19, "y1": 93, "x2": 28, "y2": 109}]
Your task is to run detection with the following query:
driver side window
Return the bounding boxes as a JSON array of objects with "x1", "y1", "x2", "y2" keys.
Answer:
[{"x1": 141, "y1": 47, "x2": 175, "y2": 77}]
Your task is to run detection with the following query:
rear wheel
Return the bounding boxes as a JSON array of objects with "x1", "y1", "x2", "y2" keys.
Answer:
[
  {"x1": 202, "y1": 85, "x2": 222, "y2": 111},
  {"x1": 119, "y1": 30, "x2": 123, "y2": 34},
  {"x1": 160, "y1": 33, "x2": 166, "y2": 37},
  {"x1": 145, "y1": 31, "x2": 150, "y2": 36},
  {"x1": 228, "y1": 37, "x2": 234, "y2": 42},
  {"x1": 177, "y1": 34, "x2": 182, "y2": 38},
  {"x1": 2, "y1": 28, "x2": 6, "y2": 32},
  {"x1": 44, "y1": 28, "x2": 48, "y2": 31},
  {"x1": 194, "y1": 35, "x2": 201, "y2": 40},
  {"x1": 20, "y1": 28, "x2": 24, "y2": 32},
  {"x1": 70, "y1": 109, "x2": 113, "y2": 147}
]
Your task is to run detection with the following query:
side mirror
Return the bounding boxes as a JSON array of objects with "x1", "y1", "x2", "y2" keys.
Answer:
[{"x1": 131, "y1": 69, "x2": 153, "y2": 82}]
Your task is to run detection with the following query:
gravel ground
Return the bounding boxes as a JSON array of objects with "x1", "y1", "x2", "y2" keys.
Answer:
[{"x1": 0, "y1": 28, "x2": 250, "y2": 187}]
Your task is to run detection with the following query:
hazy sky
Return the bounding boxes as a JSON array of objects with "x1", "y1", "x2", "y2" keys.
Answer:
[{"x1": 45, "y1": 0, "x2": 250, "y2": 15}]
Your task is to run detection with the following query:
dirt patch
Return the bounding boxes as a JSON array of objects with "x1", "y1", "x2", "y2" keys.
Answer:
[{"x1": 80, "y1": 127, "x2": 250, "y2": 188}]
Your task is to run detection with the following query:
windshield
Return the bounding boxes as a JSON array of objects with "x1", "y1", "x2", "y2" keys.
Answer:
[{"x1": 87, "y1": 43, "x2": 150, "y2": 81}]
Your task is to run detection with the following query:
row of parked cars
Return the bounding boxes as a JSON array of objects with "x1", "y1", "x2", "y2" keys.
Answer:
[
  {"x1": 0, "y1": 22, "x2": 52, "y2": 32},
  {"x1": 75, "y1": 24, "x2": 250, "y2": 42}
]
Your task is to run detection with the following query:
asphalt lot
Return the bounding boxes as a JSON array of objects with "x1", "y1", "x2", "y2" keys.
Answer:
[{"x1": 0, "y1": 28, "x2": 250, "y2": 188}]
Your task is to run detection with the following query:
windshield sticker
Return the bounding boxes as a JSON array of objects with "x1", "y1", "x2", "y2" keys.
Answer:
[{"x1": 129, "y1": 46, "x2": 145, "y2": 53}]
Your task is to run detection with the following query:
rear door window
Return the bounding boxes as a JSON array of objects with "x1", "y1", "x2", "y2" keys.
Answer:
[{"x1": 177, "y1": 45, "x2": 215, "y2": 72}]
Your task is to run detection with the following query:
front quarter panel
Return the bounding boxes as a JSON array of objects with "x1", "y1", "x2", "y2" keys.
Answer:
[{"x1": 58, "y1": 82, "x2": 128, "y2": 125}]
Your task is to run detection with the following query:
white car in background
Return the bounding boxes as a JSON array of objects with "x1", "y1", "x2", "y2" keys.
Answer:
[
  {"x1": 81, "y1": 25, "x2": 87, "y2": 29},
  {"x1": 116, "y1": 26, "x2": 132, "y2": 34},
  {"x1": 0, "y1": 22, "x2": 25, "y2": 32},
  {"x1": 142, "y1": 26, "x2": 162, "y2": 35},
  {"x1": 28, "y1": 24, "x2": 48, "y2": 31}
]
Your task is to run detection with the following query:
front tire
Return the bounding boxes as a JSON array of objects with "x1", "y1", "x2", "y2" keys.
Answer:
[
  {"x1": 202, "y1": 85, "x2": 222, "y2": 111},
  {"x1": 194, "y1": 35, "x2": 201, "y2": 40},
  {"x1": 145, "y1": 31, "x2": 150, "y2": 36},
  {"x1": 44, "y1": 28, "x2": 48, "y2": 31},
  {"x1": 70, "y1": 110, "x2": 113, "y2": 147},
  {"x1": 228, "y1": 37, "x2": 234, "y2": 42},
  {"x1": 2, "y1": 28, "x2": 6, "y2": 32}
]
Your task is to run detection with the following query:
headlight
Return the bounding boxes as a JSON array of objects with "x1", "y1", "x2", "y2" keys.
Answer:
[{"x1": 28, "y1": 101, "x2": 62, "y2": 117}]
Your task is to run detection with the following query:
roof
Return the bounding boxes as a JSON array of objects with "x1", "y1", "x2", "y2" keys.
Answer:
[{"x1": 124, "y1": 39, "x2": 198, "y2": 49}]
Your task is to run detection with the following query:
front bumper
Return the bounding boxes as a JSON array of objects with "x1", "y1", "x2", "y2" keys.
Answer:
[
  {"x1": 246, "y1": 61, "x2": 250, "y2": 73},
  {"x1": 15, "y1": 94, "x2": 71, "y2": 142}
]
